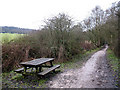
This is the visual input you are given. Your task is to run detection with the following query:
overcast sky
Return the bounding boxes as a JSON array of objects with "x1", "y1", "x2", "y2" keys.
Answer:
[{"x1": 0, "y1": 0, "x2": 119, "y2": 29}]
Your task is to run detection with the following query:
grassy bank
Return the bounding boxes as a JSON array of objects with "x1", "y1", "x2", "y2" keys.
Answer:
[
  {"x1": 107, "y1": 49, "x2": 119, "y2": 72},
  {"x1": 106, "y1": 48, "x2": 120, "y2": 87},
  {"x1": 0, "y1": 33, "x2": 25, "y2": 43},
  {"x1": 2, "y1": 48, "x2": 99, "y2": 88}
]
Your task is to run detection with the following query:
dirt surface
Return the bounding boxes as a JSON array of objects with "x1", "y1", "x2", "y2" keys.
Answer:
[{"x1": 47, "y1": 45, "x2": 117, "y2": 88}]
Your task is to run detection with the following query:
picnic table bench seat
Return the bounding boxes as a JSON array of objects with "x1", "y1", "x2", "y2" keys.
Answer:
[
  {"x1": 14, "y1": 67, "x2": 30, "y2": 73},
  {"x1": 14, "y1": 67, "x2": 24, "y2": 73},
  {"x1": 38, "y1": 65, "x2": 60, "y2": 76}
]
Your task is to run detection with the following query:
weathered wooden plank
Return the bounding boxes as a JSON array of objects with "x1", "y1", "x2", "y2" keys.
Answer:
[
  {"x1": 14, "y1": 67, "x2": 31, "y2": 73},
  {"x1": 41, "y1": 65, "x2": 52, "y2": 68},
  {"x1": 38, "y1": 65, "x2": 60, "y2": 76},
  {"x1": 20, "y1": 58, "x2": 54, "y2": 66},
  {"x1": 14, "y1": 67, "x2": 24, "y2": 73}
]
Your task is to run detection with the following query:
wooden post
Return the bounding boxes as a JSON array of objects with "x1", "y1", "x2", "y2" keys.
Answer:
[{"x1": 50, "y1": 61, "x2": 53, "y2": 67}]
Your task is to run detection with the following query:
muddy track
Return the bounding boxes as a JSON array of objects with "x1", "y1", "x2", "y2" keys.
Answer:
[{"x1": 47, "y1": 45, "x2": 117, "y2": 88}]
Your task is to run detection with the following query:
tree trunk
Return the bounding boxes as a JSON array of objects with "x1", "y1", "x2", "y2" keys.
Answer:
[
  {"x1": 58, "y1": 45, "x2": 64, "y2": 62},
  {"x1": 24, "y1": 46, "x2": 30, "y2": 62}
]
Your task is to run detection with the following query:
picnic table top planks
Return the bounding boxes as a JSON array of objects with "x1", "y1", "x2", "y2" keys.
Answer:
[{"x1": 20, "y1": 58, "x2": 54, "y2": 66}]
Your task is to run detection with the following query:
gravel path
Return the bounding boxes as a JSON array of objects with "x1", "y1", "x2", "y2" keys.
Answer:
[{"x1": 47, "y1": 45, "x2": 117, "y2": 88}]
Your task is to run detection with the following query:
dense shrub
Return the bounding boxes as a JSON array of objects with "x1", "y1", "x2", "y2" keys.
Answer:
[
  {"x1": 2, "y1": 43, "x2": 31, "y2": 72},
  {"x1": 2, "y1": 13, "x2": 95, "y2": 72},
  {"x1": 2, "y1": 29, "x2": 95, "y2": 72}
]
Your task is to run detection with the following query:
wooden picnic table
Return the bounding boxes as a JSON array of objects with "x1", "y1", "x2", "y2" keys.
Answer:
[
  {"x1": 20, "y1": 58, "x2": 54, "y2": 72},
  {"x1": 15, "y1": 58, "x2": 60, "y2": 76}
]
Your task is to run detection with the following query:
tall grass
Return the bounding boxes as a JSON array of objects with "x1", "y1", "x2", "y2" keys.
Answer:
[{"x1": 0, "y1": 33, "x2": 24, "y2": 43}]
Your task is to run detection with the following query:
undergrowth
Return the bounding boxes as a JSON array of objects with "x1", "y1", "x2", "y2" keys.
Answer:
[{"x1": 107, "y1": 48, "x2": 120, "y2": 87}]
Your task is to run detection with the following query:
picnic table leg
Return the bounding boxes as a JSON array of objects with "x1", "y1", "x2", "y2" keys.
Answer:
[
  {"x1": 50, "y1": 61, "x2": 53, "y2": 67},
  {"x1": 24, "y1": 66, "x2": 27, "y2": 72},
  {"x1": 50, "y1": 61, "x2": 56, "y2": 73},
  {"x1": 39, "y1": 65, "x2": 42, "y2": 72},
  {"x1": 31, "y1": 67, "x2": 33, "y2": 72},
  {"x1": 22, "y1": 66, "x2": 27, "y2": 77},
  {"x1": 35, "y1": 67, "x2": 38, "y2": 73}
]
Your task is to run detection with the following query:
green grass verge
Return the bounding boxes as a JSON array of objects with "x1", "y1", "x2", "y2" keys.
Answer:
[
  {"x1": 107, "y1": 48, "x2": 120, "y2": 87},
  {"x1": 0, "y1": 33, "x2": 25, "y2": 44},
  {"x1": 107, "y1": 49, "x2": 119, "y2": 72},
  {"x1": 2, "y1": 70, "x2": 48, "y2": 88}
]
